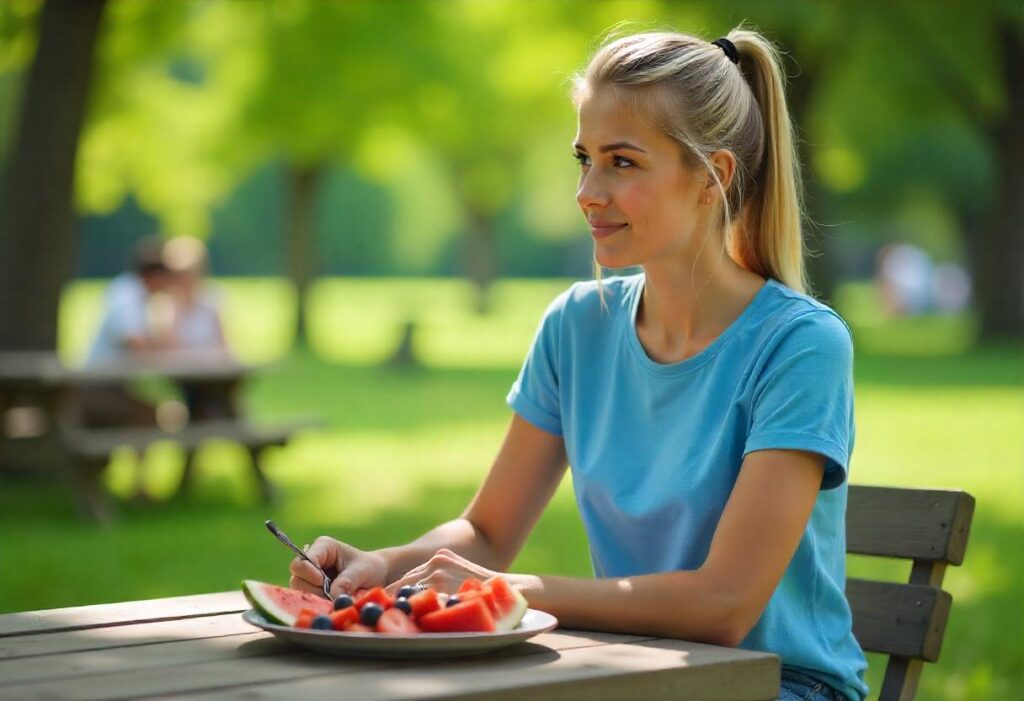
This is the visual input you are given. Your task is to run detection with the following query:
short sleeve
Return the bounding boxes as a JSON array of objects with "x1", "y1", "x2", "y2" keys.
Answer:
[
  {"x1": 506, "y1": 288, "x2": 570, "y2": 436},
  {"x1": 744, "y1": 311, "x2": 855, "y2": 490},
  {"x1": 106, "y1": 278, "x2": 148, "y2": 343}
]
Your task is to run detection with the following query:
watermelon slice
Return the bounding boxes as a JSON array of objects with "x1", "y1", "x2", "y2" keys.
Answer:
[
  {"x1": 242, "y1": 580, "x2": 332, "y2": 626},
  {"x1": 483, "y1": 576, "x2": 529, "y2": 631},
  {"x1": 419, "y1": 597, "x2": 496, "y2": 633}
]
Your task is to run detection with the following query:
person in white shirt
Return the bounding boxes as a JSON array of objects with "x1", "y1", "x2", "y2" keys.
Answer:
[
  {"x1": 80, "y1": 236, "x2": 175, "y2": 428},
  {"x1": 163, "y1": 236, "x2": 236, "y2": 420}
]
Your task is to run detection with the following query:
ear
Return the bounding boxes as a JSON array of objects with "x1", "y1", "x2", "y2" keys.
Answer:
[{"x1": 701, "y1": 149, "x2": 737, "y2": 205}]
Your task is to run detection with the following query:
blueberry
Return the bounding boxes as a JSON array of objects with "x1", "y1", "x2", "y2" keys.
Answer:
[
  {"x1": 311, "y1": 615, "x2": 333, "y2": 630},
  {"x1": 446, "y1": 596, "x2": 461, "y2": 608},
  {"x1": 393, "y1": 598, "x2": 412, "y2": 614},
  {"x1": 333, "y1": 594, "x2": 354, "y2": 611},
  {"x1": 360, "y1": 602, "x2": 384, "y2": 627},
  {"x1": 397, "y1": 585, "x2": 417, "y2": 599}
]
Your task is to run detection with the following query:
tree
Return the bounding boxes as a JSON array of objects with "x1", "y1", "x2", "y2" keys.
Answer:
[{"x1": 0, "y1": 0, "x2": 107, "y2": 352}]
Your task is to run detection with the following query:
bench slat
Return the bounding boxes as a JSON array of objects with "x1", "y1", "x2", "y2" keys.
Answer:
[
  {"x1": 62, "y1": 418, "x2": 321, "y2": 458},
  {"x1": 846, "y1": 486, "x2": 974, "y2": 565},
  {"x1": 847, "y1": 578, "x2": 951, "y2": 662}
]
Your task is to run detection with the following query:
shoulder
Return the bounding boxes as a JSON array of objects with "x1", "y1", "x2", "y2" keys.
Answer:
[
  {"x1": 105, "y1": 274, "x2": 145, "y2": 306},
  {"x1": 545, "y1": 274, "x2": 640, "y2": 320},
  {"x1": 757, "y1": 280, "x2": 854, "y2": 366}
]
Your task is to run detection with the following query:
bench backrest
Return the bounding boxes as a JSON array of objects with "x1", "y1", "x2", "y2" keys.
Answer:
[{"x1": 845, "y1": 485, "x2": 975, "y2": 701}]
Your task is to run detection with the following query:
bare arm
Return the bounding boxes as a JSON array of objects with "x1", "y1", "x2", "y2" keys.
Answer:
[
  {"x1": 387, "y1": 448, "x2": 825, "y2": 647},
  {"x1": 377, "y1": 413, "x2": 567, "y2": 582},
  {"x1": 509, "y1": 449, "x2": 824, "y2": 646}
]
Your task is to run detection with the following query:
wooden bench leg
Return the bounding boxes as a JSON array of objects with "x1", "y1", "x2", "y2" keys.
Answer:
[
  {"x1": 879, "y1": 656, "x2": 923, "y2": 701},
  {"x1": 67, "y1": 456, "x2": 113, "y2": 524},
  {"x1": 174, "y1": 448, "x2": 198, "y2": 499},
  {"x1": 248, "y1": 446, "x2": 278, "y2": 504}
]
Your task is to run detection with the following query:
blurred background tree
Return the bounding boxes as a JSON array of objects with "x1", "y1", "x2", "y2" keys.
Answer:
[{"x1": 3, "y1": 0, "x2": 1020, "y2": 350}]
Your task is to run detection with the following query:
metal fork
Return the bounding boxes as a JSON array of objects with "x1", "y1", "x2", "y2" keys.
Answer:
[{"x1": 265, "y1": 520, "x2": 332, "y2": 599}]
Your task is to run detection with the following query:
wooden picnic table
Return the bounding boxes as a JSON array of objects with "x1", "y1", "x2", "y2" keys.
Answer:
[
  {"x1": 0, "y1": 351, "x2": 320, "y2": 521},
  {"x1": 0, "y1": 591, "x2": 780, "y2": 700}
]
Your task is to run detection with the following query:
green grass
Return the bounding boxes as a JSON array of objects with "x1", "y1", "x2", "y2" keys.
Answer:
[{"x1": 3, "y1": 277, "x2": 1022, "y2": 701}]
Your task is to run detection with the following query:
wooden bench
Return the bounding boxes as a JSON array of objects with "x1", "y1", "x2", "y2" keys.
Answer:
[
  {"x1": 60, "y1": 417, "x2": 322, "y2": 521},
  {"x1": 846, "y1": 485, "x2": 975, "y2": 701}
]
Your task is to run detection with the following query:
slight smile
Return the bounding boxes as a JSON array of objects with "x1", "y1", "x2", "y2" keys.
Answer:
[{"x1": 589, "y1": 223, "x2": 627, "y2": 239}]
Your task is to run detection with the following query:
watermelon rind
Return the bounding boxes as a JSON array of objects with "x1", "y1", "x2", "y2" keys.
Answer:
[
  {"x1": 241, "y1": 579, "x2": 330, "y2": 626},
  {"x1": 493, "y1": 584, "x2": 529, "y2": 632}
]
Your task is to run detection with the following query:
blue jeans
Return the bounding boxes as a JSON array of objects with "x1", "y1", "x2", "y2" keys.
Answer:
[{"x1": 778, "y1": 669, "x2": 844, "y2": 701}]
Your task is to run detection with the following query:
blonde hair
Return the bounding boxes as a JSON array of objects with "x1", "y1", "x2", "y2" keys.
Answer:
[{"x1": 573, "y1": 27, "x2": 808, "y2": 294}]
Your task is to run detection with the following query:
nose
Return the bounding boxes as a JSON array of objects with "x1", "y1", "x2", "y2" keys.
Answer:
[{"x1": 576, "y1": 169, "x2": 610, "y2": 210}]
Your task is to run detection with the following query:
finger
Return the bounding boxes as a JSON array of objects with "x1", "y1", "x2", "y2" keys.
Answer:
[
  {"x1": 289, "y1": 574, "x2": 325, "y2": 597},
  {"x1": 383, "y1": 563, "x2": 429, "y2": 597},
  {"x1": 289, "y1": 537, "x2": 340, "y2": 587}
]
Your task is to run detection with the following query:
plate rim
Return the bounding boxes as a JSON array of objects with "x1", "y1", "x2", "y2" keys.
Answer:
[{"x1": 241, "y1": 607, "x2": 559, "y2": 640}]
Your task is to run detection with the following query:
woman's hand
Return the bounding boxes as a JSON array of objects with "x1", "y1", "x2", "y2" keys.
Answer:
[
  {"x1": 384, "y1": 548, "x2": 500, "y2": 598},
  {"x1": 288, "y1": 536, "x2": 389, "y2": 599}
]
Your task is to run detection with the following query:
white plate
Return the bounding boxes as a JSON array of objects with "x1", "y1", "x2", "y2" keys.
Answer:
[{"x1": 241, "y1": 608, "x2": 559, "y2": 658}]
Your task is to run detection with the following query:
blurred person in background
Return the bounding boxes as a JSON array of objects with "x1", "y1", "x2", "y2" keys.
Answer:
[
  {"x1": 163, "y1": 236, "x2": 237, "y2": 421},
  {"x1": 875, "y1": 242, "x2": 935, "y2": 316},
  {"x1": 79, "y1": 236, "x2": 176, "y2": 500},
  {"x1": 79, "y1": 235, "x2": 175, "y2": 428},
  {"x1": 875, "y1": 243, "x2": 973, "y2": 317}
]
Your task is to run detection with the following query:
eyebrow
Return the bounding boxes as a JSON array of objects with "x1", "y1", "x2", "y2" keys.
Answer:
[{"x1": 573, "y1": 141, "x2": 647, "y2": 154}]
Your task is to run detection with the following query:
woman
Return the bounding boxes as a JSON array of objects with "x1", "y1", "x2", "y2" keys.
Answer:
[{"x1": 291, "y1": 27, "x2": 868, "y2": 701}]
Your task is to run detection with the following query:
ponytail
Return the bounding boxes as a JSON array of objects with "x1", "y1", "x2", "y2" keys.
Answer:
[{"x1": 729, "y1": 29, "x2": 808, "y2": 294}]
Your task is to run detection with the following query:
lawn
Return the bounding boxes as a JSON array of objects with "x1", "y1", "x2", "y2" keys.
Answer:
[{"x1": 2, "y1": 277, "x2": 1021, "y2": 701}]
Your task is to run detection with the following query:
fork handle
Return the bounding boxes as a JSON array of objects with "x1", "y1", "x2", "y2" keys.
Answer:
[{"x1": 265, "y1": 520, "x2": 329, "y2": 578}]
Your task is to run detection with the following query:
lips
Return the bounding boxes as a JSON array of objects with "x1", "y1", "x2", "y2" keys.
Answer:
[{"x1": 589, "y1": 222, "x2": 627, "y2": 239}]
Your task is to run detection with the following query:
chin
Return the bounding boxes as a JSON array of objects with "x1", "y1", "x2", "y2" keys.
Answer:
[{"x1": 594, "y1": 246, "x2": 639, "y2": 271}]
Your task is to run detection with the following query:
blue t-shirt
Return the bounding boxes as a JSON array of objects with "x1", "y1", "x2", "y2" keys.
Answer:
[{"x1": 507, "y1": 274, "x2": 869, "y2": 701}]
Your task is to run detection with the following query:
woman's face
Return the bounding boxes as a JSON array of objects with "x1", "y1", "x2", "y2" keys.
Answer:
[{"x1": 574, "y1": 86, "x2": 708, "y2": 270}]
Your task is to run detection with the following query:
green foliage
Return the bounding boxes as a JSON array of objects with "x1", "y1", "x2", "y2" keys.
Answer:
[{"x1": 3, "y1": 0, "x2": 1017, "y2": 273}]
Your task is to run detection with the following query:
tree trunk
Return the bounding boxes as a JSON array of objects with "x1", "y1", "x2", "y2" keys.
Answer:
[
  {"x1": 0, "y1": 0, "x2": 107, "y2": 351},
  {"x1": 464, "y1": 207, "x2": 497, "y2": 315},
  {"x1": 970, "y1": 24, "x2": 1024, "y2": 341},
  {"x1": 285, "y1": 162, "x2": 323, "y2": 346}
]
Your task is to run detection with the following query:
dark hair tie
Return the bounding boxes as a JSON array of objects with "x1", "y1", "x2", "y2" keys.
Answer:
[{"x1": 712, "y1": 37, "x2": 739, "y2": 65}]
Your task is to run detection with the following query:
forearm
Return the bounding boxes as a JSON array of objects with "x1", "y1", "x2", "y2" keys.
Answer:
[
  {"x1": 508, "y1": 569, "x2": 748, "y2": 647},
  {"x1": 377, "y1": 518, "x2": 501, "y2": 584}
]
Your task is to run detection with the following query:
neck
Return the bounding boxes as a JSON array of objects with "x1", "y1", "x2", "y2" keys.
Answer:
[{"x1": 636, "y1": 248, "x2": 766, "y2": 356}]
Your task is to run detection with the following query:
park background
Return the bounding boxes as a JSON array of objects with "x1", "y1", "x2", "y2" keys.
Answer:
[{"x1": 0, "y1": 1, "x2": 1021, "y2": 700}]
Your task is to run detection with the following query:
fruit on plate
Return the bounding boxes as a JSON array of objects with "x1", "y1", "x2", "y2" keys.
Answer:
[
  {"x1": 242, "y1": 579, "x2": 332, "y2": 626},
  {"x1": 484, "y1": 576, "x2": 530, "y2": 632},
  {"x1": 450, "y1": 576, "x2": 530, "y2": 631},
  {"x1": 419, "y1": 597, "x2": 495, "y2": 633},
  {"x1": 354, "y1": 586, "x2": 394, "y2": 611},
  {"x1": 243, "y1": 575, "x2": 529, "y2": 634},
  {"x1": 376, "y1": 607, "x2": 422, "y2": 634},
  {"x1": 407, "y1": 588, "x2": 442, "y2": 619}
]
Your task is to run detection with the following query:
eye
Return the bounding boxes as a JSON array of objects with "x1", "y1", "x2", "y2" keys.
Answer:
[
  {"x1": 572, "y1": 151, "x2": 590, "y2": 167},
  {"x1": 612, "y1": 155, "x2": 635, "y2": 168}
]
